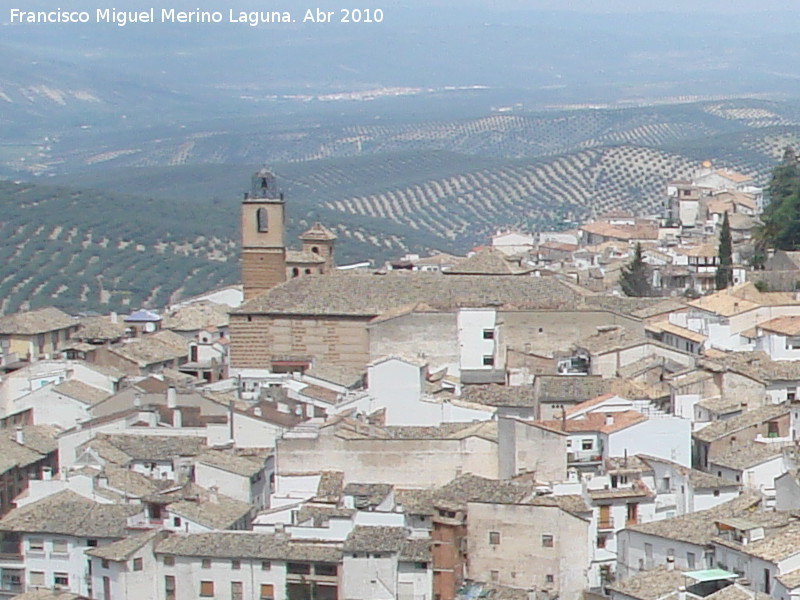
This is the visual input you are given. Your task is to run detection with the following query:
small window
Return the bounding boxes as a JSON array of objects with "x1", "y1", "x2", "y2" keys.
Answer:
[
  {"x1": 542, "y1": 534, "x2": 554, "y2": 548},
  {"x1": 260, "y1": 583, "x2": 275, "y2": 600},
  {"x1": 102, "y1": 559, "x2": 109, "y2": 569},
  {"x1": 202, "y1": 559, "x2": 212, "y2": 569},
  {"x1": 482, "y1": 355, "x2": 495, "y2": 367},
  {"x1": 54, "y1": 573, "x2": 69, "y2": 587},
  {"x1": 29, "y1": 571, "x2": 44, "y2": 586},
  {"x1": 315, "y1": 564, "x2": 337, "y2": 576},
  {"x1": 232, "y1": 582, "x2": 244, "y2": 600},
  {"x1": 173, "y1": 517, "x2": 181, "y2": 527},
  {"x1": 164, "y1": 555, "x2": 175, "y2": 566},
  {"x1": 261, "y1": 560, "x2": 271, "y2": 571},
  {"x1": 546, "y1": 574, "x2": 555, "y2": 584},
  {"x1": 28, "y1": 539, "x2": 44, "y2": 551},
  {"x1": 52, "y1": 539, "x2": 68, "y2": 554},
  {"x1": 489, "y1": 531, "x2": 501, "y2": 545},
  {"x1": 200, "y1": 580, "x2": 215, "y2": 597},
  {"x1": 582, "y1": 440, "x2": 593, "y2": 451},
  {"x1": 597, "y1": 536, "x2": 606, "y2": 549},
  {"x1": 231, "y1": 560, "x2": 241, "y2": 570},
  {"x1": 491, "y1": 570, "x2": 499, "y2": 582},
  {"x1": 133, "y1": 558, "x2": 143, "y2": 571},
  {"x1": 257, "y1": 208, "x2": 269, "y2": 233},
  {"x1": 415, "y1": 562, "x2": 428, "y2": 569},
  {"x1": 482, "y1": 329, "x2": 494, "y2": 340},
  {"x1": 87, "y1": 539, "x2": 98, "y2": 547}
]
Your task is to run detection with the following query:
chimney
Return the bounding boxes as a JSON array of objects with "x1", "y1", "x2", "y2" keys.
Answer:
[
  {"x1": 605, "y1": 414, "x2": 614, "y2": 426},
  {"x1": 134, "y1": 394, "x2": 142, "y2": 407},
  {"x1": 167, "y1": 386, "x2": 177, "y2": 409},
  {"x1": 173, "y1": 407, "x2": 183, "y2": 429},
  {"x1": 41, "y1": 466, "x2": 52, "y2": 481},
  {"x1": 110, "y1": 311, "x2": 118, "y2": 324},
  {"x1": 667, "y1": 555, "x2": 675, "y2": 571},
  {"x1": 208, "y1": 486, "x2": 219, "y2": 504},
  {"x1": 14, "y1": 426, "x2": 24, "y2": 445},
  {"x1": 678, "y1": 586, "x2": 686, "y2": 600}
]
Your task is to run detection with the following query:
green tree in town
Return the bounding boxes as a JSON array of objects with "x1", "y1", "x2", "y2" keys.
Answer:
[
  {"x1": 757, "y1": 147, "x2": 800, "y2": 257},
  {"x1": 715, "y1": 211, "x2": 733, "y2": 290},
  {"x1": 619, "y1": 243, "x2": 651, "y2": 297}
]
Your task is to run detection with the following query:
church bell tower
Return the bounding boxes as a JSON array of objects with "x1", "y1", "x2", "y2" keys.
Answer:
[{"x1": 241, "y1": 168, "x2": 287, "y2": 301}]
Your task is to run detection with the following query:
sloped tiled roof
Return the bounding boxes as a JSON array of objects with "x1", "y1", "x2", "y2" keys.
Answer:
[
  {"x1": 85, "y1": 529, "x2": 162, "y2": 562},
  {"x1": 606, "y1": 566, "x2": 688, "y2": 600},
  {"x1": 197, "y1": 450, "x2": 264, "y2": 478},
  {"x1": 300, "y1": 222, "x2": 337, "y2": 241},
  {"x1": 74, "y1": 316, "x2": 127, "y2": 341},
  {"x1": 0, "y1": 490, "x2": 139, "y2": 537},
  {"x1": 0, "y1": 307, "x2": 74, "y2": 335},
  {"x1": 162, "y1": 302, "x2": 229, "y2": 332},
  {"x1": 344, "y1": 526, "x2": 407, "y2": 553},
  {"x1": 445, "y1": 248, "x2": 532, "y2": 276},
  {"x1": 236, "y1": 272, "x2": 582, "y2": 316},
  {"x1": 53, "y1": 380, "x2": 110, "y2": 405},
  {"x1": 156, "y1": 532, "x2": 341, "y2": 562},
  {"x1": 693, "y1": 403, "x2": 789, "y2": 443}
]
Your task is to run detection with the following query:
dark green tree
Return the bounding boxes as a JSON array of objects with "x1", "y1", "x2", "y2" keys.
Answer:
[
  {"x1": 715, "y1": 211, "x2": 733, "y2": 290},
  {"x1": 758, "y1": 147, "x2": 800, "y2": 254},
  {"x1": 619, "y1": 243, "x2": 651, "y2": 297}
]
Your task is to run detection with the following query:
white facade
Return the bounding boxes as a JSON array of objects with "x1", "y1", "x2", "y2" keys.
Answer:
[
  {"x1": 457, "y1": 309, "x2": 499, "y2": 372},
  {"x1": 605, "y1": 417, "x2": 692, "y2": 467},
  {"x1": 365, "y1": 357, "x2": 493, "y2": 426}
]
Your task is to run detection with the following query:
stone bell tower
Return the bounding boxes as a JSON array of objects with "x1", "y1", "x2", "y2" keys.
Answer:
[{"x1": 241, "y1": 168, "x2": 286, "y2": 301}]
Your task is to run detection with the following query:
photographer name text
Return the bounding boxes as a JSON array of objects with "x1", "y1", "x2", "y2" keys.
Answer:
[{"x1": 9, "y1": 7, "x2": 384, "y2": 27}]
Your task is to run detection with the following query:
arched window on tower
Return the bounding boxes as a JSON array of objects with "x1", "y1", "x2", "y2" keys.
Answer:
[
  {"x1": 311, "y1": 246, "x2": 320, "y2": 254},
  {"x1": 257, "y1": 208, "x2": 269, "y2": 233},
  {"x1": 292, "y1": 268, "x2": 300, "y2": 278}
]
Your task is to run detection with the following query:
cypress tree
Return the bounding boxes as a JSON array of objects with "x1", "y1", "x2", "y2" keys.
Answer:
[
  {"x1": 716, "y1": 211, "x2": 733, "y2": 290},
  {"x1": 619, "y1": 243, "x2": 651, "y2": 297}
]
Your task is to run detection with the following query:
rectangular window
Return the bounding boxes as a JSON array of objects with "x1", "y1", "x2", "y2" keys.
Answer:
[
  {"x1": 231, "y1": 582, "x2": 243, "y2": 600},
  {"x1": 163, "y1": 555, "x2": 175, "y2": 566},
  {"x1": 102, "y1": 559, "x2": 109, "y2": 569},
  {"x1": 491, "y1": 570, "x2": 499, "y2": 582},
  {"x1": 287, "y1": 563, "x2": 310, "y2": 575},
  {"x1": 202, "y1": 558, "x2": 212, "y2": 569},
  {"x1": 133, "y1": 557, "x2": 143, "y2": 571},
  {"x1": 546, "y1": 574, "x2": 555, "y2": 584},
  {"x1": 489, "y1": 531, "x2": 500, "y2": 545},
  {"x1": 542, "y1": 534, "x2": 554, "y2": 548},
  {"x1": 482, "y1": 355, "x2": 495, "y2": 366},
  {"x1": 482, "y1": 329, "x2": 494, "y2": 340},
  {"x1": 261, "y1": 560, "x2": 271, "y2": 571},
  {"x1": 200, "y1": 581, "x2": 214, "y2": 597},
  {"x1": 54, "y1": 573, "x2": 69, "y2": 588},
  {"x1": 260, "y1": 583, "x2": 275, "y2": 600},
  {"x1": 582, "y1": 440, "x2": 593, "y2": 450},
  {"x1": 165, "y1": 575, "x2": 176, "y2": 600},
  {"x1": 52, "y1": 539, "x2": 68, "y2": 553},
  {"x1": 687, "y1": 552, "x2": 696, "y2": 569},
  {"x1": 28, "y1": 538, "x2": 44, "y2": 551},
  {"x1": 315, "y1": 564, "x2": 337, "y2": 576},
  {"x1": 231, "y1": 559, "x2": 241, "y2": 570},
  {"x1": 29, "y1": 571, "x2": 44, "y2": 586}
]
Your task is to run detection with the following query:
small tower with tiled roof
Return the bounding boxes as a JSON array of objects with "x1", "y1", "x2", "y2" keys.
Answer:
[{"x1": 299, "y1": 222, "x2": 337, "y2": 274}]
